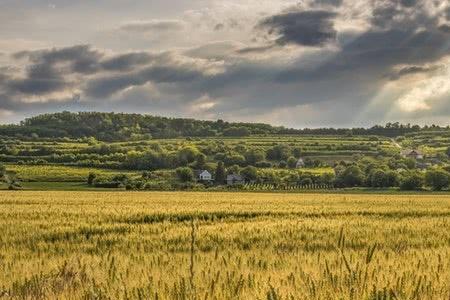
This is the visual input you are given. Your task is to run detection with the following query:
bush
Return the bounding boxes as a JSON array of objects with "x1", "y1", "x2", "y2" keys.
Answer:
[
  {"x1": 278, "y1": 161, "x2": 287, "y2": 168},
  {"x1": 176, "y1": 167, "x2": 194, "y2": 182},
  {"x1": 87, "y1": 172, "x2": 97, "y2": 186},
  {"x1": 255, "y1": 161, "x2": 272, "y2": 168},
  {"x1": 337, "y1": 165, "x2": 365, "y2": 187},
  {"x1": 224, "y1": 154, "x2": 246, "y2": 167},
  {"x1": 425, "y1": 169, "x2": 450, "y2": 191},
  {"x1": 300, "y1": 178, "x2": 313, "y2": 186},
  {"x1": 0, "y1": 164, "x2": 5, "y2": 179},
  {"x1": 241, "y1": 166, "x2": 258, "y2": 182},
  {"x1": 400, "y1": 172, "x2": 424, "y2": 191},
  {"x1": 287, "y1": 157, "x2": 297, "y2": 169},
  {"x1": 93, "y1": 181, "x2": 124, "y2": 188}
]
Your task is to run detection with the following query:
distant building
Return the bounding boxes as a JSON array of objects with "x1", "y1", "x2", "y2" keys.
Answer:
[
  {"x1": 197, "y1": 170, "x2": 212, "y2": 182},
  {"x1": 401, "y1": 149, "x2": 423, "y2": 160},
  {"x1": 296, "y1": 158, "x2": 305, "y2": 168},
  {"x1": 226, "y1": 173, "x2": 244, "y2": 185}
]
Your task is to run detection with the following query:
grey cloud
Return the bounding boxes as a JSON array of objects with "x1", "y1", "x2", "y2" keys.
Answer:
[
  {"x1": 100, "y1": 52, "x2": 153, "y2": 71},
  {"x1": 14, "y1": 45, "x2": 103, "y2": 75},
  {"x1": 314, "y1": 0, "x2": 343, "y2": 7},
  {"x1": 236, "y1": 45, "x2": 275, "y2": 54},
  {"x1": 119, "y1": 20, "x2": 184, "y2": 32},
  {"x1": 214, "y1": 23, "x2": 225, "y2": 31},
  {"x1": 389, "y1": 65, "x2": 441, "y2": 80},
  {"x1": 85, "y1": 61, "x2": 208, "y2": 98},
  {"x1": 439, "y1": 24, "x2": 450, "y2": 33},
  {"x1": 7, "y1": 78, "x2": 68, "y2": 95},
  {"x1": 276, "y1": 28, "x2": 449, "y2": 83},
  {"x1": 186, "y1": 41, "x2": 240, "y2": 59},
  {"x1": 258, "y1": 10, "x2": 337, "y2": 47},
  {"x1": 400, "y1": 0, "x2": 417, "y2": 7}
]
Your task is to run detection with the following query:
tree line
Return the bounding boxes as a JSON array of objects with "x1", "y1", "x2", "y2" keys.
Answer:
[{"x1": 1, "y1": 112, "x2": 449, "y2": 141}]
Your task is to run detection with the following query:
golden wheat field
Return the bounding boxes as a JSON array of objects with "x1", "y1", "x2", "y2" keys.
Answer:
[{"x1": 1, "y1": 192, "x2": 450, "y2": 300}]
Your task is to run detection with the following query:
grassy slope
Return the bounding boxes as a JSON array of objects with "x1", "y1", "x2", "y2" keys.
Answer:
[{"x1": 6, "y1": 164, "x2": 139, "y2": 182}]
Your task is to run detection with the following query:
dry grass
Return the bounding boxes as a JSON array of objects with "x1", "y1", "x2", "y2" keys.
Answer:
[{"x1": 0, "y1": 192, "x2": 449, "y2": 299}]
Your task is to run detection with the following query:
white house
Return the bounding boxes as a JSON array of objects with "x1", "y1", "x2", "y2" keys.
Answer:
[
  {"x1": 296, "y1": 158, "x2": 305, "y2": 168},
  {"x1": 197, "y1": 170, "x2": 212, "y2": 181}
]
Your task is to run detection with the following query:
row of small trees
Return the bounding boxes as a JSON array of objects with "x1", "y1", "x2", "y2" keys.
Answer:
[{"x1": 334, "y1": 163, "x2": 450, "y2": 191}]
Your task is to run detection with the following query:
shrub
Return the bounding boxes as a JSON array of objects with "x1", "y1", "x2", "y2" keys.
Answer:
[
  {"x1": 255, "y1": 161, "x2": 272, "y2": 168},
  {"x1": 176, "y1": 167, "x2": 194, "y2": 182},
  {"x1": 287, "y1": 157, "x2": 297, "y2": 169},
  {"x1": 400, "y1": 172, "x2": 424, "y2": 191},
  {"x1": 241, "y1": 166, "x2": 258, "y2": 182},
  {"x1": 425, "y1": 169, "x2": 450, "y2": 191},
  {"x1": 87, "y1": 172, "x2": 97, "y2": 186},
  {"x1": 337, "y1": 165, "x2": 365, "y2": 187}
]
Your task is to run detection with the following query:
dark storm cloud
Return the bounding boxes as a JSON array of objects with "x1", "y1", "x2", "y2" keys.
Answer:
[
  {"x1": 258, "y1": 10, "x2": 337, "y2": 47},
  {"x1": 7, "y1": 78, "x2": 68, "y2": 95},
  {"x1": 85, "y1": 62, "x2": 209, "y2": 98},
  {"x1": 389, "y1": 65, "x2": 441, "y2": 80},
  {"x1": 100, "y1": 52, "x2": 153, "y2": 71},
  {"x1": 276, "y1": 28, "x2": 449, "y2": 83},
  {"x1": 399, "y1": 0, "x2": 417, "y2": 7},
  {"x1": 440, "y1": 24, "x2": 450, "y2": 33},
  {"x1": 14, "y1": 45, "x2": 103, "y2": 74},
  {"x1": 119, "y1": 20, "x2": 184, "y2": 32},
  {"x1": 314, "y1": 0, "x2": 343, "y2": 7}
]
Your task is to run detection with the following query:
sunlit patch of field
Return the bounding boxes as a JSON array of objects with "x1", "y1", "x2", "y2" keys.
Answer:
[
  {"x1": 6, "y1": 164, "x2": 138, "y2": 182},
  {"x1": 0, "y1": 192, "x2": 449, "y2": 299}
]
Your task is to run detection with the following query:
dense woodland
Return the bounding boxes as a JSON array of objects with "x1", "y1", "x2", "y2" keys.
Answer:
[{"x1": 1, "y1": 111, "x2": 449, "y2": 141}]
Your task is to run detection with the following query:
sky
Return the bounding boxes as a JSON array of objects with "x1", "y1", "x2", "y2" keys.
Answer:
[{"x1": 0, "y1": 0, "x2": 449, "y2": 127}]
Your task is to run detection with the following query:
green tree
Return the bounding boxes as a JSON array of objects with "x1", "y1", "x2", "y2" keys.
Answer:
[
  {"x1": 214, "y1": 161, "x2": 226, "y2": 185},
  {"x1": 177, "y1": 146, "x2": 199, "y2": 165},
  {"x1": 194, "y1": 153, "x2": 207, "y2": 169},
  {"x1": 278, "y1": 161, "x2": 287, "y2": 168},
  {"x1": 222, "y1": 127, "x2": 250, "y2": 137},
  {"x1": 404, "y1": 158, "x2": 416, "y2": 169},
  {"x1": 400, "y1": 172, "x2": 424, "y2": 191},
  {"x1": 244, "y1": 149, "x2": 265, "y2": 165},
  {"x1": 425, "y1": 169, "x2": 450, "y2": 191},
  {"x1": 224, "y1": 154, "x2": 246, "y2": 167},
  {"x1": 338, "y1": 165, "x2": 365, "y2": 187},
  {"x1": 87, "y1": 172, "x2": 97, "y2": 186},
  {"x1": 287, "y1": 156, "x2": 297, "y2": 169},
  {"x1": 176, "y1": 167, "x2": 194, "y2": 183},
  {"x1": 293, "y1": 147, "x2": 302, "y2": 159},
  {"x1": 241, "y1": 166, "x2": 258, "y2": 182},
  {"x1": 300, "y1": 177, "x2": 313, "y2": 186},
  {"x1": 0, "y1": 163, "x2": 5, "y2": 178},
  {"x1": 266, "y1": 144, "x2": 291, "y2": 161}
]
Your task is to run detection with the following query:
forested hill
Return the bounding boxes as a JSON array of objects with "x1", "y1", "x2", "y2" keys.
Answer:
[{"x1": 0, "y1": 111, "x2": 448, "y2": 141}]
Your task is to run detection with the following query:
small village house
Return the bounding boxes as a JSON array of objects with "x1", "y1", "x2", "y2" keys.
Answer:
[
  {"x1": 401, "y1": 149, "x2": 423, "y2": 160},
  {"x1": 226, "y1": 173, "x2": 244, "y2": 185},
  {"x1": 296, "y1": 158, "x2": 305, "y2": 168},
  {"x1": 197, "y1": 170, "x2": 212, "y2": 182}
]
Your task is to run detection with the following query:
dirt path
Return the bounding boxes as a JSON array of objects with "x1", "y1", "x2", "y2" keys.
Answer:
[{"x1": 391, "y1": 138, "x2": 402, "y2": 149}]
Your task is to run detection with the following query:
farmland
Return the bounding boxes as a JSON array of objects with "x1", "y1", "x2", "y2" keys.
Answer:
[{"x1": 1, "y1": 191, "x2": 450, "y2": 299}]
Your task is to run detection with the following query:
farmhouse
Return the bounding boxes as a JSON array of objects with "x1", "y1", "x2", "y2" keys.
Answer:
[
  {"x1": 296, "y1": 158, "x2": 305, "y2": 168},
  {"x1": 401, "y1": 149, "x2": 423, "y2": 160},
  {"x1": 197, "y1": 170, "x2": 212, "y2": 182},
  {"x1": 226, "y1": 173, "x2": 244, "y2": 185}
]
